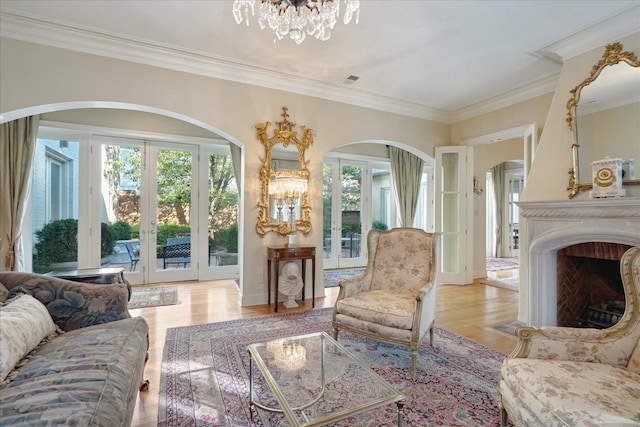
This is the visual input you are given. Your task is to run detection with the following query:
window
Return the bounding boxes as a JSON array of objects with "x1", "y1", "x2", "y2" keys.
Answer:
[{"x1": 44, "y1": 148, "x2": 71, "y2": 222}]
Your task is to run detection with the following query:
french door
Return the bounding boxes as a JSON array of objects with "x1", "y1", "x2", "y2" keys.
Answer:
[
  {"x1": 435, "y1": 146, "x2": 473, "y2": 285},
  {"x1": 97, "y1": 136, "x2": 198, "y2": 284},
  {"x1": 323, "y1": 159, "x2": 367, "y2": 269}
]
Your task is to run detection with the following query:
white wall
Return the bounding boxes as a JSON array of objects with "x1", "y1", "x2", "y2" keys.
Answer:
[
  {"x1": 522, "y1": 32, "x2": 640, "y2": 202},
  {"x1": 0, "y1": 37, "x2": 449, "y2": 305}
]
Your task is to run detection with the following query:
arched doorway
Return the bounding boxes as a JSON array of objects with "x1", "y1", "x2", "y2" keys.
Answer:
[{"x1": 2, "y1": 104, "x2": 243, "y2": 285}]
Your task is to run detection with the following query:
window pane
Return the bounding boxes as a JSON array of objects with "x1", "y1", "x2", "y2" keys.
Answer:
[
  {"x1": 32, "y1": 139, "x2": 79, "y2": 273},
  {"x1": 371, "y1": 166, "x2": 392, "y2": 231},
  {"x1": 323, "y1": 164, "x2": 333, "y2": 259},
  {"x1": 341, "y1": 165, "x2": 362, "y2": 259},
  {"x1": 209, "y1": 152, "x2": 238, "y2": 267},
  {"x1": 101, "y1": 144, "x2": 142, "y2": 273}
]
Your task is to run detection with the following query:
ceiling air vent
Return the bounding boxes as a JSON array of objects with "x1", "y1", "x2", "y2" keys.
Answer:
[{"x1": 343, "y1": 75, "x2": 360, "y2": 85}]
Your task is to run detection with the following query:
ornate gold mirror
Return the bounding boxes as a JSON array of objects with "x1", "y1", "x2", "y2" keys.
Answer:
[
  {"x1": 256, "y1": 107, "x2": 313, "y2": 237},
  {"x1": 566, "y1": 42, "x2": 640, "y2": 198}
]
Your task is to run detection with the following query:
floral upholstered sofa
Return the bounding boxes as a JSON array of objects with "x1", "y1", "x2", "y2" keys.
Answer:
[
  {"x1": 0, "y1": 272, "x2": 149, "y2": 426},
  {"x1": 498, "y1": 246, "x2": 640, "y2": 426}
]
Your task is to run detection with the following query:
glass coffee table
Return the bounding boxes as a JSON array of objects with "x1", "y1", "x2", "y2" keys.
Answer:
[{"x1": 248, "y1": 331, "x2": 405, "y2": 426}]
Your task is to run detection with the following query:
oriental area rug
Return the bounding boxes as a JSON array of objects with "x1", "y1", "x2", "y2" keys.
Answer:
[
  {"x1": 323, "y1": 268, "x2": 365, "y2": 288},
  {"x1": 128, "y1": 285, "x2": 178, "y2": 309},
  {"x1": 486, "y1": 258, "x2": 519, "y2": 272},
  {"x1": 158, "y1": 308, "x2": 509, "y2": 426}
]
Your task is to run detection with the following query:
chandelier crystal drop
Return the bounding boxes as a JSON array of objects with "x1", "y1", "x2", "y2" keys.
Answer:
[{"x1": 233, "y1": 0, "x2": 360, "y2": 44}]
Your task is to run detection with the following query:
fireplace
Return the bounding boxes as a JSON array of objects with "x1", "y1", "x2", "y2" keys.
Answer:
[
  {"x1": 556, "y1": 242, "x2": 631, "y2": 328},
  {"x1": 519, "y1": 198, "x2": 640, "y2": 326}
]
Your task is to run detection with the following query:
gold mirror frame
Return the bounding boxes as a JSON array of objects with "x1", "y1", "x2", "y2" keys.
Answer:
[
  {"x1": 566, "y1": 42, "x2": 640, "y2": 198},
  {"x1": 256, "y1": 107, "x2": 314, "y2": 237}
]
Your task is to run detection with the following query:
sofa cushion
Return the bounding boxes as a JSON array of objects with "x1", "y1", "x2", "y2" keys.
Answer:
[
  {"x1": 0, "y1": 294, "x2": 57, "y2": 382},
  {"x1": 0, "y1": 316, "x2": 149, "y2": 426},
  {"x1": 629, "y1": 338, "x2": 640, "y2": 374},
  {"x1": 500, "y1": 357, "x2": 640, "y2": 425}
]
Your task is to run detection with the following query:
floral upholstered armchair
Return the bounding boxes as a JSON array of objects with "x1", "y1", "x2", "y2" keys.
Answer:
[
  {"x1": 332, "y1": 228, "x2": 440, "y2": 379},
  {"x1": 498, "y1": 246, "x2": 640, "y2": 426}
]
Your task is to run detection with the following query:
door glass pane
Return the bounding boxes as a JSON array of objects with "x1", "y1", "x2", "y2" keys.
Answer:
[
  {"x1": 32, "y1": 139, "x2": 80, "y2": 273},
  {"x1": 341, "y1": 165, "x2": 362, "y2": 260},
  {"x1": 442, "y1": 234, "x2": 459, "y2": 273},
  {"x1": 442, "y1": 153, "x2": 459, "y2": 192},
  {"x1": 208, "y1": 152, "x2": 239, "y2": 267},
  {"x1": 101, "y1": 144, "x2": 141, "y2": 274},
  {"x1": 323, "y1": 164, "x2": 334, "y2": 260},
  {"x1": 440, "y1": 152, "x2": 460, "y2": 275},
  {"x1": 155, "y1": 148, "x2": 193, "y2": 271}
]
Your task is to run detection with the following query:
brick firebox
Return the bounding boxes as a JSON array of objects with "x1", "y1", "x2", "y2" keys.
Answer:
[{"x1": 556, "y1": 242, "x2": 632, "y2": 328}]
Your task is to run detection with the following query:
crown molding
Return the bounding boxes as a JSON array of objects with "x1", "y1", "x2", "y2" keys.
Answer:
[
  {"x1": 537, "y1": 5, "x2": 640, "y2": 61},
  {"x1": 451, "y1": 74, "x2": 558, "y2": 123},
  {"x1": 0, "y1": 11, "x2": 450, "y2": 122},
  {"x1": 2, "y1": 8, "x2": 636, "y2": 124}
]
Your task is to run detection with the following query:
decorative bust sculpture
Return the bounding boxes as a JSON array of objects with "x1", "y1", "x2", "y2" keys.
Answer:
[{"x1": 279, "y1": 261, "x2": 303, "y2": 308}]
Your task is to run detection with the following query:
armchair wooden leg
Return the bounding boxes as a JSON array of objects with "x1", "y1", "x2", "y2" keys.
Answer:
[
  {"x1": 333, "y1": 328, "x2": 338, "y2": 341},
  {"x1": 429, "y1": 325, "x2": 434, "y2": 345},
  {"x1": 499, "y1": 406, "x2": 508, "y2": 427}
]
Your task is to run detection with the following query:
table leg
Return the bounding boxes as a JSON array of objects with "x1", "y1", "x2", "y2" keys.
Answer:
[
  {"x1": 267, "y1": 259, "x2": 272, "y2": 306},
  {"x1": 301, "y1": 259, "x2": 306, "y2": 301},
  {"x1": 274, "y1": 260, "x2": 279, "y2": 313},
  {"x1": 311, "y1": 256, "x2": 316, "y2": 308},
  {"x1": 396, "y1": 400, "x2": 405, "y2": 426}
]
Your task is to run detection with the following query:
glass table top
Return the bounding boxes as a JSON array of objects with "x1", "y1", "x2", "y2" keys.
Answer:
[{"x1": 248, "y1": 331, "x2": 405, "y2": 426}]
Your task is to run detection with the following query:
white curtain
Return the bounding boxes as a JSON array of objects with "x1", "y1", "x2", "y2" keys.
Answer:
[
  {"x1": 491, "y1": 163, "x2": 506, "y2": 258},
  {"x1": 0, "y1": 116, "x2": 39, "y2": 271},
  {"x1": 230, "y1": 143, "x2": 242, "y2": 190},
  {"x1": 388, "y1": 146, "x2": 424, "y2": 227}
]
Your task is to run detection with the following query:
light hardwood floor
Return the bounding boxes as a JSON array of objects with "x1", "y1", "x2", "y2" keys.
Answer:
[{"x1": 130, "y1": 276, "x2": 519, "y2": 427}]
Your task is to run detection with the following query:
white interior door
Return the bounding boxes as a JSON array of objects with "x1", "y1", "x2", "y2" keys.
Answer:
[{"x1": 435, "y1": 146, "x2": 473, "y2": 285}]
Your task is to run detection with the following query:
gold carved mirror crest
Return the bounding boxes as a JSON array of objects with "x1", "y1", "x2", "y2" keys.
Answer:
[
  {"x1": 566, "y1": 42, "x2": 640, "y2": 198},
  {"x1": 256, "y1": 107, "x2": 314, "y2": 237}
]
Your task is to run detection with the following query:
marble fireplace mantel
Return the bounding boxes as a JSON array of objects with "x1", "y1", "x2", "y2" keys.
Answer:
[{"x1": 519, "y1": 198, "x2": 640, "y2": 326}]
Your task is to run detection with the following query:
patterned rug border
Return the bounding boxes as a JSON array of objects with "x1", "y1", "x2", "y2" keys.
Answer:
[
  {"x1": 128, "y1": 285, "x2": 179, "y2": 309},
  {"x1": 158, "y1": 307, "x2": 509, "y2": 426}
]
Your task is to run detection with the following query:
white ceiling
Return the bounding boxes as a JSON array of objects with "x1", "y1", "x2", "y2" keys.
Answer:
[{"x1": 1, "y1": 1, "x2": 639, "y2": 123}]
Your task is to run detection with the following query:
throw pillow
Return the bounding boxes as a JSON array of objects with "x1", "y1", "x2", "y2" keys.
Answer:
[
  {"x1": 0, "y1": 294, "x2": 57, "y2": 382},
  {"x1": 628, "y1": 337, "x2": 640, "y2": 374}
]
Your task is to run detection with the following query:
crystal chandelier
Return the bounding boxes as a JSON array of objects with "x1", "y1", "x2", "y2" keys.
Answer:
[{"x1": 233, "y1": 0, "x2": 360, "y2": 44}]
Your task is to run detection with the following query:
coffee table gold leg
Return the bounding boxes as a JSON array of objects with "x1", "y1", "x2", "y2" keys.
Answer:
[{"x1": 396, "y1": 400, "x2": 405, "y2": 427}]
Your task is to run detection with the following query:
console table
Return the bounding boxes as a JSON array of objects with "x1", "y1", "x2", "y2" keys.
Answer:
[
  {"x1": 267, "y1": 245, "x2": 316, "y2": 312},
  {"x1": 46, "y1": 267, "x2": 132, "y2": 301}
]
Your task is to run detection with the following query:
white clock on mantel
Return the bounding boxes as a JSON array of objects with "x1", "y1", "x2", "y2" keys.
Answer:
[{"x1": 590, "y1": 157, "x2": 625, "y2": 199}]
